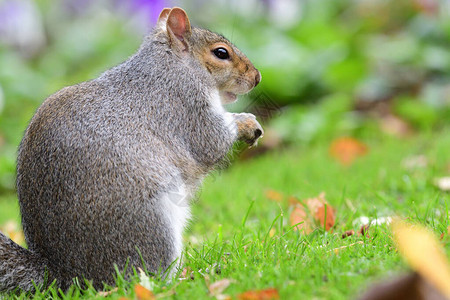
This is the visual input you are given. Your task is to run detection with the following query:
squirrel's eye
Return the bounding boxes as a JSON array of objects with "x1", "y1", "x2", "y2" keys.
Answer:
[{"x1": 212, "y1": 47, "x2": 230, "y2": 60}]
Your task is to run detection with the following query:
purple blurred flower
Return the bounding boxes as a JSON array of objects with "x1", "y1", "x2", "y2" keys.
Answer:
[
  {"x1": 114, "y1": 0, "x2": 171, "y2": 27},
  {"x1": 0, "y1": 1, "x2": 22, "y2": 32},
  {"x1": 60, "y1": 0, "x2": 171, "y2": 28},
  {"x1": 131, "y1": 0, "x2": 169, "y2": 25},
  {"x1": 0, "y1": 0, "x2": 46, "y2": 57}
]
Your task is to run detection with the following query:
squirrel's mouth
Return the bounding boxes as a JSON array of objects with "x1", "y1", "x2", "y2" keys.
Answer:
[{"x1": 220, "y1": 91, "x2": 237, "y2": 104}]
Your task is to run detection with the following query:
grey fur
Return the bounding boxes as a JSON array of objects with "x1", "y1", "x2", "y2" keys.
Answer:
[
  {"x1": 0, "y1": 9, "x2": 262, "y2": 292},
  {"x1": 0, "y1": 233, "x2": 51, "y2": 292}
]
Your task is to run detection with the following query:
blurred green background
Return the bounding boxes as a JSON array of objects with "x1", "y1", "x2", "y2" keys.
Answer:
[{"x1": 0, "y1": 0, "x2": 449, "y2": 198}]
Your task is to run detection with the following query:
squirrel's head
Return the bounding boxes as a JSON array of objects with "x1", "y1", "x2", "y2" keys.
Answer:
[{"x1": 157, "y1": 7, "x2": 261, "y2": 104}]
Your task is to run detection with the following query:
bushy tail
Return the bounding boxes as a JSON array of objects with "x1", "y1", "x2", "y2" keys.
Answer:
[{"x1": 0, "y1": 232, "x2": 50, "y2": 293}]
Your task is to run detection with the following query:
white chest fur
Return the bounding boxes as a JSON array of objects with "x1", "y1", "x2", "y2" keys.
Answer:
[
  {"x1": 209, "y1": 90, "x2": 238, "y2": 138},
  {"x1": 159, "y1": 90, "x2": 235, "y2": 268}
]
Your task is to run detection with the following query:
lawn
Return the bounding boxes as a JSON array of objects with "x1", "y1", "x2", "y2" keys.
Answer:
[{"x1": 1, "y1": 126, "x2": 449, "y2": 299}]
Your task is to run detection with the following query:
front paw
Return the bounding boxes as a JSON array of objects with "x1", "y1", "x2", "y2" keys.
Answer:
[{"x1": 234, "y1": 113, "x2": 264, "y2": 147}]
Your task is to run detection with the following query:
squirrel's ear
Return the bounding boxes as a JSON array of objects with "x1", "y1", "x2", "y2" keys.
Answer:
[
  {"x1": 166, "y1": 7, "x2": 192, "y2": 53},
  {"x1": 157, "y1": 8, "x2": 171, "y2": 26}
]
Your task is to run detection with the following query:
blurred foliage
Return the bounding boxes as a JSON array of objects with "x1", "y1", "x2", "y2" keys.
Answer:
[{"x1": 0, "y1": 0, "x2": 449, "y2": 194}]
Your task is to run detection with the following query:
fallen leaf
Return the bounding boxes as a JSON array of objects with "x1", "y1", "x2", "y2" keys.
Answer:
[
  {"x1": 289, "y1": 204, "x2": 312, "y2": 233},
  {"x1": 392, "y1": 221, "x2": 450, "y2": 298},
  {"x1": 329, "y1": 137, "x2": 368, "y2": 166},
  {"x1": 238, "y1": 288, "x2": 280, "y2": 300},
  {"x1": 290, "y1": 193, "x2": 336, "y2": 233},
  {"x1": 305, "y1": 197, "x2": 323, "y2": 215},
  {"x1": 306, "y1": 192, "x2": 336, "y2": 231},
  {"x1": 435, "y1": 177, "x2": 450, "y2": 192},
  {"x1": 359, "y1": 224, "x2": 370, "y2": 237},
  {"x1": 342, "y1": 230, "x2": 355, "y2": 238},
  {"x1": 265, "y1": 190, "x2": 283, "y2": 202},
  {"x1": 134, "y1": 284, "x2": 155, "y2": 300},
  {"x1": 208, "y1": 278, "x2": 233, "y2": 297},
  {"x1": 315, "y1": 202, "x2": 336, "y2": 231},
  {"x1": 342, "y1": 224, "x2": 369, "y2": 239}
]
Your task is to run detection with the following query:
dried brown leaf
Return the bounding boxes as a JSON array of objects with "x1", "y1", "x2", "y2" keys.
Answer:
[
  {"x1": 134, "y1": 284, "x2": 155, "y2": 300},
  {"x1": 305, "y1": 193, "x2": 336, "y2": 231},
  {"x1": 290, "y1": 193, "x2": 337, "y2": 233},
  {"x1": 393, "y1": 221, "x2": 450, "y2": 298},
  {"x1": 329, "y1": 137, "x2": 368, "y2": 166},
  {"x1": 359, "y1": 224, "x2": 370, "y2": 237},
  {"x1": 315, "y1": 203, "x2": 336, "y2": 231},
  {"x1": 238, "y1": 288, "x2": 280, "y2": 300},
  {"x1": 289, "y1": 204, "x2": 312, "y2": 233},
  {"x1": 342, "y1": 230, "x2": 355, "y2": 239}
]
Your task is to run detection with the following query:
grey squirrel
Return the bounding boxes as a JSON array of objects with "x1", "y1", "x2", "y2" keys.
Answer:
[{"x1": 0, "y1": 7, "x2": 263, "y2": 292}]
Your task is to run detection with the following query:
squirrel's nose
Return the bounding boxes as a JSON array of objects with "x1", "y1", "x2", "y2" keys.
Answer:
[{"x1": 254, "y1": 70, "x2": 261, "y2": 87}]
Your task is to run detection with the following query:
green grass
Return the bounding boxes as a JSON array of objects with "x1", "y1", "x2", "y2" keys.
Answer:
[{"x1": 0, "y1": 128, "x2": 449, "y2": 299}]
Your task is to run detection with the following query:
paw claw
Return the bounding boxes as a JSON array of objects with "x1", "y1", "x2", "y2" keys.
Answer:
[{"x1": 254, "y1": 129, "x2": 263, "y2": 139}]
